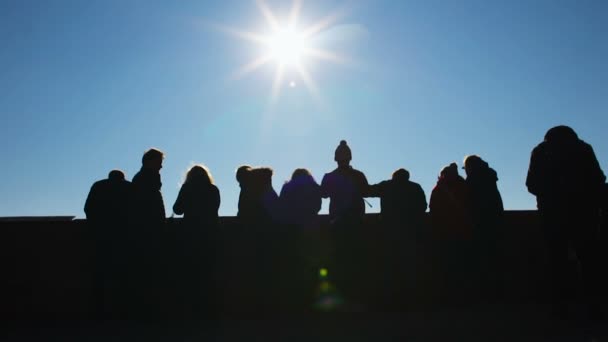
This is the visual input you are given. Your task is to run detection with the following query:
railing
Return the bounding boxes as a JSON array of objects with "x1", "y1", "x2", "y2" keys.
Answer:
[{"x1": 0, "y1": 211, "x2": 549, "y2": 318}]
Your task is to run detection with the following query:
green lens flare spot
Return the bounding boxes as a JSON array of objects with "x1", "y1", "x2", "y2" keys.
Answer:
[{"x1": 319, "y1": 268, "x2": 328, "y2": 278}]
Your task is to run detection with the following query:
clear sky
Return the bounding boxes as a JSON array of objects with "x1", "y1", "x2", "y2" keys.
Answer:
[{"x1": 1, "y1": 0, "x2": 607, "y2": 218}]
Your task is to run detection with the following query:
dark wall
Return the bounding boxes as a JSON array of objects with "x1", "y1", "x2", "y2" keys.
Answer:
[{"x1": 0, "y1": 211, "x2": 548, "y2": 318}]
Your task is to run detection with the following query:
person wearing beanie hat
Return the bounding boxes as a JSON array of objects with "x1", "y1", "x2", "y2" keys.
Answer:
[
  {"x1": 334, "y1": 140, "x2": 352, "y2": 162},
  {"x1": 321, "y1": 140, "x2": 369, "y2": 223}
]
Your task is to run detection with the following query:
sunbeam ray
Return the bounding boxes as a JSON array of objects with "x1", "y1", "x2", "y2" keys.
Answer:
[
  {"x1": 256, "y1": 0, "x2": 281, "y2": 31},
  {"x1": 212, "y1": 24, "x2": 269, "y2": 45},
  {"x1": 288, "y1": 0, "x2": 302, "y2": 30},
  {"x1": 303, "y1": 47, "x2": 351, "y2": 65},
  {"x1": 295, "y1": 63, "x2": 322, "y2": 105},
  {"x1": 231, "y1": 54, "x2": 273, "y2": 80},
  {"x1": 269, "y1": 63, "x2": 285, "y2": 106}
]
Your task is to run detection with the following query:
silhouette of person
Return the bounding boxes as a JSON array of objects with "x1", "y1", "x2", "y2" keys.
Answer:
[
  {"x1": 84, "y1": 169, "x2": 132, "y2": 317},
  {"x1": 429, "y1": 163, "x2": 471, "y2": 240},
  {"x1": 173, "y1": 164, "x2": 220, "y2": 227},
  {"x1": 526, "y1": 125, "x2": 606, "y2": 317},
  {"x1": 236, "y1": 166, "x2": 279, "y2": 226},
  {"x1": 368, "y1": 168, "x2": 427, "y2": 230},
  {"x1": 236, "y1": 165, "x2": 254, "y2": 222},
  {"x1": 172, "y1": 164, "x2": 221, "y2": 317},
  {"x1": 131, "y1": 148, "x2": 166, "y2": 226},
  {"x1": 278, "y1": 168, "x2": 323, "y2": 288},
  {"x1": 429, "y1": 163, "x2": 473, "y2": 303},
  {"x1": 462, "y1": 155, "x2": 504, "y2": 300},
  {"x1": 320, "y1": 140, "x2": 370, "y2": 224},
  {"x1": 279, "y1": 168, "x2": 322, "y2": 228},
  {"x1": 85, "y1": 170, "x2": 132, "y2": 224},
  {"x1": 368, "y1": 168, "x2": 428, "y2": 306},
  {"x1": 128, "y1": 148, "x2": 166, "y2": 317},
  {"x1": 320, "y1": 140, "x2": 370, "y2": 304},
  {"x1": 233, "y1": 166, "x2": 285, "y2": 311}
]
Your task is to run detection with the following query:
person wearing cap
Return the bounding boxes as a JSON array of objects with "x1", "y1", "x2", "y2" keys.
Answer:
[
  {"x1": 320, "y1": 140, "x2": 370, "y2": 224},
  {"x1": 527, "y1": 125, "x2": 606, "y2": 318},
  {"x1": 462, "y1": 155, "x2": 504, "y2": 301}
]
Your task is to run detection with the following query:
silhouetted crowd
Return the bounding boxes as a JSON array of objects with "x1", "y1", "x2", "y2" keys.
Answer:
[{"x1": 84, "y1": 126, "x2": 607, "y2": 320}]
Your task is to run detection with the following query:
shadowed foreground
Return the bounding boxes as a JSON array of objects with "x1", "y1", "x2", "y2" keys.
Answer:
[{"x1": 1, "y1": 212, "x2": 607, "y2": 340}]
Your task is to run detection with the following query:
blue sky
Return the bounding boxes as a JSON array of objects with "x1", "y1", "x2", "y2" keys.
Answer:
[{"x1": 1, "y1": 0, "x2": 606, "y2": 218}]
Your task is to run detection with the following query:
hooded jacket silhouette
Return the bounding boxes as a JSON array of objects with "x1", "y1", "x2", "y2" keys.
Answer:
[
  {"x1": 237, "y1": 167, "x2": 279, "y2": 225},
  {"x1": 526, "y1": 126, "x2": 606, "y2": 314},
  {"x1": 429, "y1": 163, "x2": 472, "y2": 240},
  {"x1": 463, "y1": 156, "x2": 504, "y2": 231},
  {"x1": 526, "y1": 126, "x2": 605, "y2": 212}
]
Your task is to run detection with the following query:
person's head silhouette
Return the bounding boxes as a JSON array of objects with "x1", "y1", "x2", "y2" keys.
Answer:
[
  {"x1": 142, "y1": 148, "x2": 164, "y2": 172},
  {"x1": 108, "y1": 169, "x2": 126, "y2": 181},
  {"x1": 236, "y1": 165, "x2": 252, "y2": 186},
  {"x1": 439, "y1": 163, "x2": 459, "y2": 180},
  {"x1": 392, "y1": 168, "x2": 410, "y2": 182},
  {"x1": 544, "y1": 125, "x2": 579, "y2": 145},
  {"x1": 291, "y1": 168, "x2": 312, "y2": 180},
  {"x1": 185, "y1": 165, "x2": 214, "y2": 185},
  {"x1": 334, "y1": 140, "x2": 352, "y2": 168},
  {"x1": 462, "y1": 155, "x2": 487, "y2": 177}
]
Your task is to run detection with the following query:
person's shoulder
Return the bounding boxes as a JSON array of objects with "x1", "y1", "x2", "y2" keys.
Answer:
[
  {"x1": 531, "y1": 141, "x2": 548, "y2": 155},
  {"x1": 350, "y1": 167, "x2": 367, "y2": 178},
  {"x1": 408, "y1": 180, "x2": 424, "y2": 190},
  {"x1": 92, "y1": 179, "x2": 108, "y2": 188},
  {"x1": 132, "y1": 170, "x2": 143, "y2": 182}
]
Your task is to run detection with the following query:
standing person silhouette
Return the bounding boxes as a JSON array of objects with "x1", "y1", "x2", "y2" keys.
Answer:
[
  {"x1": 172, "y1": 164, "x2": 220, "y2": 317},
  {"x1": 368, "y1": 168, "x2": 428, "y2": 306},
  {"x1": 173, "y1": 165, "x2": 220, "y2": 227},
  {"x1": 462, "y1": 155, "x2": 504, "y2": 301},
  {"x1": 321, "y1": 140, "x2": 369, "y2": 225},
  {"x1": 129, "y1": 148, "x2": 166, "y2": 317},
  {"x1": 132, "y1": 148, "x2": 166, "y2": 226},
  {"x1": 368, "y1": 168, "x2": 427, "y2": 231},
  {"x1": 84, "y1": 169, "x2": 132, "y2": 318},
  {"x1": 320, "y1": 140, "x2": 370, "y2": 307},
  {"x1": 429, "y1": 163, "x2": 473, "y2": 304},
  {"x1": 279, "y1": 168, "x2": 322, "y2": 228},
  {"x1": 526, "y1": 126, "x2": 606, "y2": 318}
]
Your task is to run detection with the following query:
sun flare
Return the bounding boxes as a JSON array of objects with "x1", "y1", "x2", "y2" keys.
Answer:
[
  {"x1": 221, "y1": 0, "x2": 349, "y2": 105},
  {"x1": 267, "y1": 29, "x2": 308, "y2": 66}
]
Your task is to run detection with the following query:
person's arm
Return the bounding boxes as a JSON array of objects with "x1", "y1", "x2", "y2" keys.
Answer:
[
  {"x1": 417, "y1": 184, "x2": 428, "y2": 213},
  {"x1": 526, "y1": 146, "x2": 545, "y2": 197},
  {"x1": 359, "y1": 172, "x2": 371, "y2": 197},
  {"x1": 172, "y1": 186, "x2": 186, "y2": 216},
  {"x1": 320, "y1": 174, "x2": 330, "y2": 198},
  {"x1": 367, "y1": 182, "x2": 382, "y2": 198},
  {"x1": 84, "y1": 184, "x2": 98, "y2": 220},
  {"x1": 213, "y1": 185, "x2": 221, "y2": 213}
]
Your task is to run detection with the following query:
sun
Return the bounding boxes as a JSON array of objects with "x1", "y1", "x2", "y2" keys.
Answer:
[
  {"x1": 219, "y1": 0, "x2": 348, "y2": 104},
  {"x1": 267, "y1": 29, "x2": 308, "y2": 66}
]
